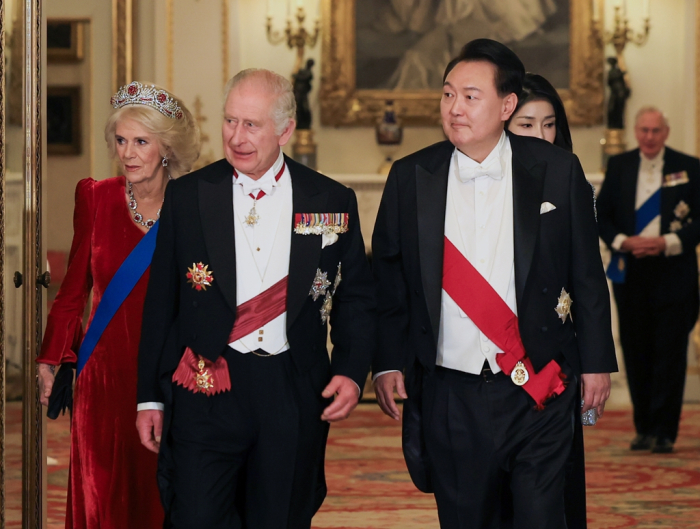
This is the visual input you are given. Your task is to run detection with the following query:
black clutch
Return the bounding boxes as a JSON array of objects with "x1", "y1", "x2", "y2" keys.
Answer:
[{"x1": 47, "y1": 363, "x2": 75, "y2": 420}]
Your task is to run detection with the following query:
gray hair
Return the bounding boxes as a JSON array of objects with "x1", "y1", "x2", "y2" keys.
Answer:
[
  {"x1": 223, "y1": 68, "x2": 296, "y2": 135},
  {"x1": 635, "y1": 106, "x2": 669, "y2": 128}
]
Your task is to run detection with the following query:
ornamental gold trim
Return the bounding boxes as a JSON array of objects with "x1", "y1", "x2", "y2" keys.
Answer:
[
  {"x1": 112, "y1": 0, "x2": 135, "y2": 92},
  {"x1": 320, "y1": 0, "x2": 604, "y2": 127}
]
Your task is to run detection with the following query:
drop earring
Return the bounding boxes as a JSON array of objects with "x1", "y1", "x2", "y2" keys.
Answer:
[{"x1": 162, "y1": 157, "x2": 169, "y2": 167}]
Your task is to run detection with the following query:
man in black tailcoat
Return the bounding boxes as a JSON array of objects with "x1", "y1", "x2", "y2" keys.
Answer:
[
  {"x1": 372, "y1": 39, "x2": 617, "y2": 528},
  {"x1": 135, "y1": 68, "x2": 375, "y2": 528},
  {"x1": 598, "y1": 106, "x2": 700, "y2": 454}
]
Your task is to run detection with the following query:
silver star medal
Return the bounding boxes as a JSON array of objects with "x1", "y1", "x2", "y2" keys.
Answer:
[
  {"x1": 320, "y1": 293, "x2": 333, "y2": 324},
  {"x1": 674, "y1": 200, "x2": 690, "y2": 220},
  {"x1": 309, "y1": 269, "x2": 331, "y2": 301},
  {"x1": 555, "y1": 288, "x2": 573, "y2": 323}
]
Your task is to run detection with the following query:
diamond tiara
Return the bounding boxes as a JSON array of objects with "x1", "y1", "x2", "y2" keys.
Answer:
[{"x1": 110, "y1": 81, "x2": 184, "y2": 120}]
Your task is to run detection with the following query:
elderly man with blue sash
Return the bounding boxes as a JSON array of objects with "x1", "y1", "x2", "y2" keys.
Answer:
[{"x1": 598, "y1": 106, "x2": 700, "y2": 454}]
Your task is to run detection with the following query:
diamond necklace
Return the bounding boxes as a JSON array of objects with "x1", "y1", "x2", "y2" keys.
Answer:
[{"x1": 128, "y1": 175, "x2": 172, "y2": 229}]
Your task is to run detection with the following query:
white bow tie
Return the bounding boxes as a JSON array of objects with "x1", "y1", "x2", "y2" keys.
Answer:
[
  {"x1": 458, "y1": 159, "x2": 503, "y2": 182},
  {"x1": 238, "y1": 178, "x2": 275, "y2": 198}
]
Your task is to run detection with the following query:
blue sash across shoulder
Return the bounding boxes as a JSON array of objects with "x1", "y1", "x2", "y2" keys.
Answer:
[
  {"x1": 606, "y1": 188, "x2": 661, "y2": 284},
  {"x1": 76, "y1": 221, "x2": 159, "y2": 376}
]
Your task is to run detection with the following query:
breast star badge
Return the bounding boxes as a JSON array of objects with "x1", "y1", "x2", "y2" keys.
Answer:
[
  {"x1": 187, "y1": 262, "x2": 214, "y2": 291},
  {"x1": 309, "y1": 269, "x2": 331, "y2": 301},
  {"x1": 555, "y1": 288, "x2": 573, "y2": 323},
  {"x1": 674, "y1": 200, "x2": 690, "y2": 220}
]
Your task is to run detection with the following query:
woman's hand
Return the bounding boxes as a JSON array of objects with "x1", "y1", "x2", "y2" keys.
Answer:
[{"x1": 37, "y1": 363, "x2": 56, "y2": 406}]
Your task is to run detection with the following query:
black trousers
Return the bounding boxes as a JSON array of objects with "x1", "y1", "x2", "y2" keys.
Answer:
[
  {"x1": 166, "y1": 349, "x2": 330, "y2": 529},
  {"x1": 614, "y1": 268, "x2": 692, "y2": 442},
  {"x1": 423, "y1": 364, "x2": 576, "y2": 529}
]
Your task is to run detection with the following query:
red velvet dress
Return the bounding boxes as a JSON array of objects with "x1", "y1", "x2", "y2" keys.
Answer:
[{"x1": 37, "y1": 177, "x2": 164, "y2": 529}]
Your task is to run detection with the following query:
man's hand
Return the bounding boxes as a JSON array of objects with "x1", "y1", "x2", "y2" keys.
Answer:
[
  {"x1": 373, "y1": 371, "x2": 407, "y2": 421},
  {"x1": 321, "y1": 375, "x2": 359, "y2": 422},
  {"x1": 136, "y1": 410, "x2": 164, "y2": 453},
  {"x1": 581, "y1": 373, "x2": 611, "y2": 418},
  {"x1": 37, "y1": 363, "x2": 55, "y2": 407},
  {"x1": 621, "y1": 235, "x2": 665, "y2": 257}
]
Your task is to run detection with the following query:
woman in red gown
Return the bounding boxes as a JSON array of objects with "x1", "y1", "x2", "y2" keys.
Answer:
[{"x1": 36, "y1": 82, "x2": 200, "y2": 528}]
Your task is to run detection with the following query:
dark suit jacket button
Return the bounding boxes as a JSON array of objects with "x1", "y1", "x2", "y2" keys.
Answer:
[
  {"x1": 193, "y1": 301, "x2": 198, "y2": 307},
  {"x1": 541, "y1": 326, "x2": 548, "y2": 332},
  {"x1": 421, "y1": 326, "x2": 427, "y2": 334},
  {"x1": 414, "y1": 289, "x2": 419, "y2": 295},
  {"x1": 192, "y1": 334, "x2": 197, "y2": 340},
  {"x1": 542, "y1": 288, "x2": 548, "y2": 294}
]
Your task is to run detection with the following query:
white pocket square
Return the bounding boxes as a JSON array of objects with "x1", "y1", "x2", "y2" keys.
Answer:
[
  {"x1": 322, "y1": 233, "x2": 339, "y2": 249},
  {"x1": 540, "y1": 202, "x2": 557, "y2": 214}
]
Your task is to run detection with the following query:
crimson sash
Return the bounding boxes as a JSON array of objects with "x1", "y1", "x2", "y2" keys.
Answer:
[
  {"x1": 442, "y1": 237, "x2": 565, "y2": 408},
  {"x1": 172, "y1": 276, "x2": 289, "y2": 395}
]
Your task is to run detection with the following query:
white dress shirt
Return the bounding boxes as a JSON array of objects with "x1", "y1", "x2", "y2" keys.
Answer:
[
  {"x1": 373, "y1": 132, "x2": 517, "y2": 381},
  {"x1": 137, "y1": 151, "x2": 292, "y2": 412},
  {"x1": 611, "y1": 148, "x2": 682, "y2": 256},
  {"x1": 437, "y1": 132, "x2": 516, "y2": 375},
  {"x1": 230, "y1": 150, "x2": 292, "y2": 354}
]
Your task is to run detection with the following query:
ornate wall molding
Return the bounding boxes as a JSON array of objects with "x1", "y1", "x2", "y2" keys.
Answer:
[
  {"x1": 320, "y1": 0, "x2": 604, "y2": 127},
  {"x1": 222, "y1": 0, "x2": 229, "y2": 86},
  {"x1": 0, "y1": 0, "x2": 7, "y2": 522},
  {"x1": 112, "y1": 0, "x2": 135, "y2": 91},
  {"x1": 22, "y1": 0, "x2": 44, "y2": 526},
  {"x1": 166, "y1": 0, "x2": 173, "y2": 90}
]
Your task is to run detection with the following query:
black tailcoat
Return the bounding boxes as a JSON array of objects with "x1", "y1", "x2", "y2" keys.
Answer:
[
  {"x1": 137, "y1": 156, "x2": 375, "y2": 516},
  {"x1": 372, "y1": 132, "x2": 617, "y2": 525},
  {"x1": 598, "y1": 146, "x2": 700, "y2": 313},
  {"x1": 597, "y1": 146, "x2": 700, "y2": 443}
]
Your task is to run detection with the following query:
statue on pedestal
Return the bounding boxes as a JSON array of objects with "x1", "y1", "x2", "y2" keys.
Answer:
[
  {"x1": 292, "y1": 58, "x2": 317, "y2": 169},
  {"x1": 606, "y1": 56, "x2": 630, "y2": 130},
  {"x1": 293, "y1": 58, "x2": 314, "y2": 130}
]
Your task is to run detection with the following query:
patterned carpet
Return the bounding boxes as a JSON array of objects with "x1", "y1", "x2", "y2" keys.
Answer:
[{"x1": 6, "y1": 402, "x2": 700, "y2": 528}]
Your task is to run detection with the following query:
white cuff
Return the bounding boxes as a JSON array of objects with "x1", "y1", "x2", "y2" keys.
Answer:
[
  {"x1": 372, "y1": 369, "x2": 401, "y2": 382},
  {"x1": 137, "y1": 402, "x2": 164, "y2": 412},
  {"x1": 663, "y1": 233, "x2": 683, "y2": 256},
  {"x1": 611, "y1": 233, "x2": 628, "y2": 251}
]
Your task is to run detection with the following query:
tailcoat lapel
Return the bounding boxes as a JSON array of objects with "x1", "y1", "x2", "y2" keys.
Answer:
[
  {"x1": 622, "y1": 152, "x2": 640, "y2": 231},
  {"x1": 416, "y1": 152, "x2": 450, "y2": 346},
  {"x1": 199, "y1": 161, "x2": 238, "y2": 313},
  {"x1": 286, "y1": 158, "x2": 329, "y2": 329},
  {"x1": 511, "y1": 138, "x2": 547, "y2": 306}
]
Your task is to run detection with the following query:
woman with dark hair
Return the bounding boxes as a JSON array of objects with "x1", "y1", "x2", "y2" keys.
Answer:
[
  {"x1": 508, "y1": 72, "x2": 588, "y2": 529},
  {"x1": 507, "y1": 72, "x2": 573, "y2": 152}
]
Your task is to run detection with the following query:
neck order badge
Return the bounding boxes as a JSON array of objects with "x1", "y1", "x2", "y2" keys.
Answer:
[{"x1": 235, "y1": 163, "x2": 286, "y2": 227}]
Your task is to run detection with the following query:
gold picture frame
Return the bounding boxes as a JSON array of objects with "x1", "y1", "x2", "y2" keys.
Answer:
[
  {"x1": 47, "y1": 86, "x2": 82, "y2": 156},
  {"x1": 320, "y1": 0, "x2": 604, "y2": 127},
  {"x1": 47, "y1": 18, "x2": 85, "y2": 63}
]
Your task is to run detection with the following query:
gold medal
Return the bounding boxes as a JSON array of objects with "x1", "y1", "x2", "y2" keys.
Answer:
[
  {"x1": 511, "y1": 361, "x2": 529, "y2": 386},
  {"x1": 186, "y1": 262, "x2": 214, "y2": 291},
  {"x1": 194, "y1": 356, "x2": 214, "y2": 393}
]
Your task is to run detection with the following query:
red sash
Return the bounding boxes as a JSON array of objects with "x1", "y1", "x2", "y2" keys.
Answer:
[
  {"x1": 172, "y1": 276, "x2": 289, "y2": 395},
  {"x1": 442, "y1": 237, "x2": 565, "y2": 408}
]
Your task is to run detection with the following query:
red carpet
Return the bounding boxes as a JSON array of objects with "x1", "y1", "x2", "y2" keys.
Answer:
[{"x1": 7, "y1": 402, "x2": 700, "y2": 528}]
